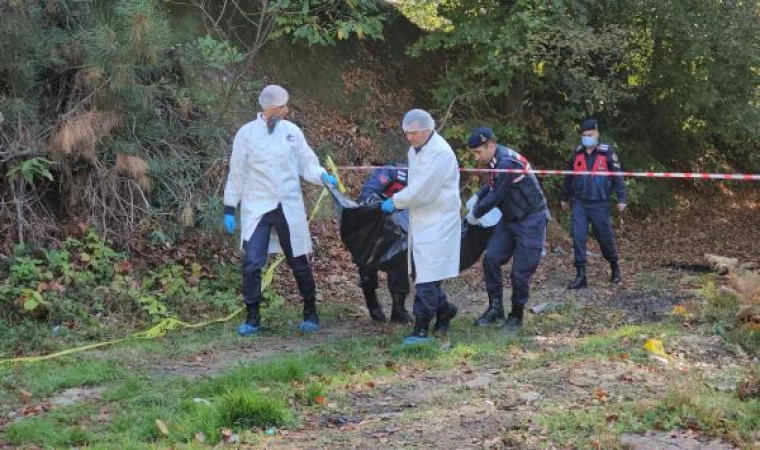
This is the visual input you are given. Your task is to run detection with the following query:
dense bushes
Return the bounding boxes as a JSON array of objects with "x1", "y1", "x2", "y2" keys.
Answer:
[{"x1": 0, "y1": 228, "x2": 240, "y2": 327}]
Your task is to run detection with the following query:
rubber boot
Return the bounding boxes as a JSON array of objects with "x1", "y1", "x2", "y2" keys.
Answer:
[
  {"x1": 502, "y1": 305, "x2": 524, "y2": 334},
  {"x1": 363, "y1": 287, "x2": 387, "y2": 322},
  {"x1": 403, "y1": 316, "x2": 432, "y2": 345},
  {"x1": 298, "y1": 297, "x2": 320, "y2": 332},
  {"x1": 610, "y1": 262, "x2": 622, "y2": 283},
  {"x1": 389, "y1": 292, "x2": 413, "y2": 324},
  {"x1": 237, "y1": 303, "x2": 261, "y2": 336},
  {"x1": 473, "y1": 292, "x2": 505, "y2": 326},
  {"x1": 568, "y1": 266, "x2": 588, "y2": 290},
  {"x1": 434, "y1": 302, "x2": 458, "y2": 335}
]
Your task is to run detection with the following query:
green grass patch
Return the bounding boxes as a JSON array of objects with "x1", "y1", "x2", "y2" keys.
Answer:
[
  {"x1": 538, "y1": 406, "x2": 623, "y2": 449},
  {"x1": 219, "y1": 388, "x2": 292, "y2": 429},
  {"x1": 0, "y1": 318, "x2": 710, "y2": 448},
  {"x1": 5, "y1": 418, "x2": 91, "y2": 447},
  {"x1": 727, "y1": 324, "x2": 760, "y2": 355},
  {"x1": 107, "y1": 378, "x2": 192, "y2": 442},
  {"x1": 194, "y1": 355, "x2": 309, "y2": 398},
  {"x1": 302, "y1": 381, "x2": 327, "y2": 406},
  {"x1": 574, "y1": 324, "x2": 679, "y2": 358},
  {"x1": 1, "y1": 358, "x2": 124, "y2": 398},
  {"x1": 529, "y1": 302, "x2": 582, "y2": 335},
  {"x1": 627, "y1": 382, "x2": 760, "y2": 446},
  {"x1": 539, "y1": 376, "x2": 760, "y2": 448},
  {"x1": 389, "y1": 341, "x2": 443, "y2": 359}
]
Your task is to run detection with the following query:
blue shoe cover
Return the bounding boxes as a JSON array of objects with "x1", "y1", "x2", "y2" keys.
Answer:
[
  {"x1": 403, "y1": 336, "x2": 432, "y2": 345},
  {"x1": 237, "y1": 323, "x2": 260, "y2": 336},
  {"x1": 297, "y1": 321, "x2": 320, "y2": 333}
]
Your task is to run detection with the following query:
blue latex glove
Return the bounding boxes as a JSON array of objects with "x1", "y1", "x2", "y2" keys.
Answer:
[
  {"x1": 380, "y1": 198, "x2": 396, "y2": 214},
  {"x1": 321, "y1": 173, "x2": 338, "y2": 187},
  {"x1": 224, "y1": 214, "x2": 236, "y2": 235}
]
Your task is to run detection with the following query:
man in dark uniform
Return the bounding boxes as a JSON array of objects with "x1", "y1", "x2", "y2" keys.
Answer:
[
  {"x1": 561, "y1": 119, "x2": 627, "y2": 289},
  {"x1": 465, "y1": 127, "x2": 548, "y2": 332},
  {"x1": 355, "y1": 164, "x2": 413, "y2": 324}
]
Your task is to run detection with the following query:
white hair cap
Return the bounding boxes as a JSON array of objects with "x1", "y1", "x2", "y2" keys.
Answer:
[
  {"x1": 258, "y1": 85, "x2": 289, "y2": 108},
  {"x1": 402, "y1": 109, "x2": 435, "y2": 132}
]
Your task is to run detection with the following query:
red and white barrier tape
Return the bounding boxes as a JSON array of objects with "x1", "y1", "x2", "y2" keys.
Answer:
[{"x1": 338, "y1": 166, "x2": 760, "y2": 181}]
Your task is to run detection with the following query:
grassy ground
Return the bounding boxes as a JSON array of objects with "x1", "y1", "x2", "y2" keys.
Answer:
[{"x1": 1, "y1": 261, "x2": 758, "y2": 449}]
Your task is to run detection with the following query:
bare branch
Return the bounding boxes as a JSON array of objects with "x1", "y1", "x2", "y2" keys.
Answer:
[
  {"x1": 0, "y1": 147, "x2": 48, "y2": 164},
  {"x1": 437, "y1": 90, "x2": 482, "y2": 133}
]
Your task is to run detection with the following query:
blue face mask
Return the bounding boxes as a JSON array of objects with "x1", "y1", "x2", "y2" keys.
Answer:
[{"x1": 581, "y1": 136, "x2": 597, "y2": 148}]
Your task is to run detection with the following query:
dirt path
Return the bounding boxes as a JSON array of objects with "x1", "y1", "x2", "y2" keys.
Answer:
[
  {"x1": 3, "y1": 246, "x2": 753, "y2": 449},
  {"x1": 140, "y1": 252, "x2": 755, "y2": 449}
]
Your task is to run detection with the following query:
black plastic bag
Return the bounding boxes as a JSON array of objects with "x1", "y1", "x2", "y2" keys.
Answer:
[
  {"x1": 325, "y1": 184, "x2": 408, "y2": 270},
  {"x1": 327, "y1": 184, "x2": 493, "y2": 273},
  {"x1": 460, "y1": 221, "x2": 493, "y2": 271}
]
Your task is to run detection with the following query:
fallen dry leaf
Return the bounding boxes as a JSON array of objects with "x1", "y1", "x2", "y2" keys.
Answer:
[
  {"x1": 594, "y1": 387, "x2": 609, "y2": 400},
  {"x1": 155, "y1": 419, "x2": 169, "y2": 435},
  {"x1": 19, "y1": 389, "x2": 32, "y2": 404}
]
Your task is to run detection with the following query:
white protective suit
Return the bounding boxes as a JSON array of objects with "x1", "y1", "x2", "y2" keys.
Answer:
[
  {"x1": 392, "y1": 132, "x2": 461, "y2": 284},
  {"x1": 223, "y1": 113, "x2": 327, "y2": 255}
]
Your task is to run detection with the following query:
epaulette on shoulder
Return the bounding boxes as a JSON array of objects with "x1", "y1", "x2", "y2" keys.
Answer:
[{"x1": 598, "y1": 144, "x2": 610, "y2": 152}]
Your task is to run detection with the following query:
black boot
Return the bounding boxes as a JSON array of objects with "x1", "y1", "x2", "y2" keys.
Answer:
[
  {"x1": 434, "y1": 302, "x2": 458, "y2": 334},
  {"x1": 298, "y1": 297, "x2": 320, "y2": 332},
  {"x1": 363, "y1": 288, "x2": 387, "y2": 322},
  {"x1": 502, "y1": 305, "x2": 524, "y2": 333},
  {"x1": 473, "y1": 292, "x2": 505, "y2": 326},
  {"x1": 390, "y1": 292, "x2": 413, "y2": 324},
  {"x1": 568, "y1": 266, "x2": 588, "y2": 290},
  {"x1": 238, "y1": 303, "x2": 261, "y2": 336},
  {"x1": 610, "y1": 262, "x2": 622, "y2": 283},
  {"x1": 403, "y1": 316, "x2": 432, "y2": 345}
]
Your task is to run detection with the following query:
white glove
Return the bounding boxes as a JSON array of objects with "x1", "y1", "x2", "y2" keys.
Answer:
[
  {"x1": 465, "y1": 195, "x2": 479, "y2": 211},
  {"x1": 465, "y1": 210, "x2": 479, "y2": 225}
]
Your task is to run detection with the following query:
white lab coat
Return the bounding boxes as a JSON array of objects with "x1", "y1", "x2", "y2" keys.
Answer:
[
  {"x1": 223, "y1": 114, "x2": 326, "y2": 255},
  {"x1": 392, "y1": 132, "x2": 461, "y2": 283}
]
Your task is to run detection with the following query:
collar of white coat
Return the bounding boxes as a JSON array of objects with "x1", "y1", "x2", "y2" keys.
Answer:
[{"x1": 413, "y1": 131, "x2": 436, "y2": 153}]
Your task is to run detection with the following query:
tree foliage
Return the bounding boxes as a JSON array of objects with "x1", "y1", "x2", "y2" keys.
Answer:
[
  {"x1": 406, "y1": 0, "x2": 760, "y2": 170},
  {"x1": 269, "y1": 0, "x2": 386, "y2": 45},
  {"x1": 0, "y1": 0, "x2": 387, "y2": 250}
]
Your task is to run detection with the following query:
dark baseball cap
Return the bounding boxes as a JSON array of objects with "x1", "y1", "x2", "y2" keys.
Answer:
[
  {"x1": 580, "y1": 119, "x2": 599, "y2": 132},
  {"x1": 468, "y1": 127, "x2": 496, "y2": 149}
]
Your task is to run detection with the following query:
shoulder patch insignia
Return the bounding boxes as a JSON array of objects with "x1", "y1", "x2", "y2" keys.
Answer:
[
  {"x1": 598, "y1": 144, "x2": 609, "y2": 152},
  {"x1": 612, "y1": 153, "x2": 618, "y2": 162}
]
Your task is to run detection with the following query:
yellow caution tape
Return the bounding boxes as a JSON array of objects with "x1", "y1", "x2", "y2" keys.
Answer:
[
  {"x1": 325, "y1": 156, "x2": 347, "y2": 193},
  {"x1": 643, "y1": 338, "x2": 667, "y2": 357},
  {"x1": 0, "y1": 163, "x2": 336, "y2": 365}
]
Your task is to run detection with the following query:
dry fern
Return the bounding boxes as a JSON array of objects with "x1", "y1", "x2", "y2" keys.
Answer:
[
  {"x1": 49, "y1": 111, "x2": 120, "y2": 161},
  {"x1": 115, "y1": 154, "x2": 151, "y2": 192}
]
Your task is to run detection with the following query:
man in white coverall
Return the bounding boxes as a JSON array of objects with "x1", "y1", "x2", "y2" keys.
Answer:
[
  {"x1": 223, "y1": 85, "x2": 339, "y2": 336},
  {"x1": 380, "y1": 109, "x2": 461, "y2": 345}
]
